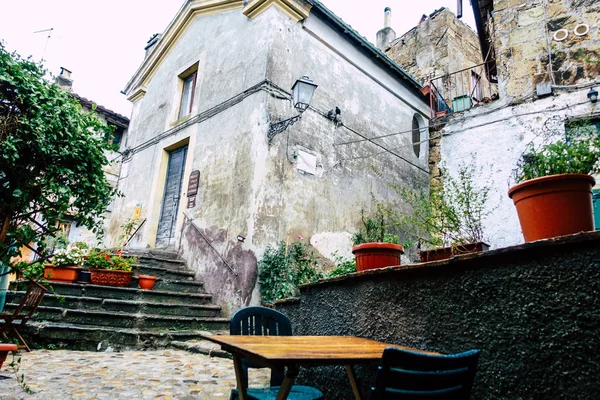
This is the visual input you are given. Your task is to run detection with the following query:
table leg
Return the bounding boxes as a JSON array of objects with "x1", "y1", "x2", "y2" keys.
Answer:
[
  {"x1": 232, "y1": 354, "x2": 248, "y2": 400},
  {"x1": 346, "y1": 365, "x2": 363, "y2": 400},
  {"x1": 276, "y1": 365, "x2": 299, "y2": 400}
]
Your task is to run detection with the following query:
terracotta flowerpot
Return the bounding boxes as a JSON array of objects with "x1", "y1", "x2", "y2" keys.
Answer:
[
  {"x1": 420, "y1": 85, "x2": 431, "y2": 96},
  {"x1": 0, "y1": 344, "x2": 18, "y2": 369},
  {"x1": 419, "y1": 242, "x2": 490, "y2": 263},
  {"x1": 352, "y1": 243, "x2": 404, "y2": 272},
  {"x1": 138, "y1": 275, "x2": 157, "y2": 290},
  {"x1": 508, "y1": 174, "x2": 595, "y2": 242},
  {"x1": 435, "y1": 110, "x2": 448, "y2": 118},
  {"x1": 89, "y1": 269, "x2": 133, "y2": 287},
  {"x1": 43, "y1": 265, "x2": 83, "y2": 283}
]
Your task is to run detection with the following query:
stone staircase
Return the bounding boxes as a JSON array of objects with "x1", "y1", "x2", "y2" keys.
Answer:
[{"x1": 4, "y1": 250, "x2": 229, "y2": 351}]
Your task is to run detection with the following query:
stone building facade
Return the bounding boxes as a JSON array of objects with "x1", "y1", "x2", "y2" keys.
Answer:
[
  {"x1": 385, "y1": 7, "x2": 485, "y2": 86},
  {"x1": 435, "y1": 0, "x2": 600, "y2": 248},
  {"x1": 110, "y1": 0, "x2": 430, "y2": 313}
]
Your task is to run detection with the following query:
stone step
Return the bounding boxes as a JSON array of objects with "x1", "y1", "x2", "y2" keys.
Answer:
[
  {"x1": 9, "y1": 304, "x2": 229, "y2": 331},
  {"x1": 9, "y1": 281, "x2": 213, "y2": 305},
  {"x1": 5, "y1": 292, "x2": 221, "y2": 317},
  {"x1": 22, "y1": 321, "x2": 217, "y2": 351},
  {"x1": 131, "y1": 263, "x2": 196, "y2": 281},
  {"x1": 121, "y1": 248, "x2": 181, "y2": 261}
]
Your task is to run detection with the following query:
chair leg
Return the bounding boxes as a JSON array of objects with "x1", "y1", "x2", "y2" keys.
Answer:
[{"x1": 11, "y1": 327, "x2": 31, "y2": 352}]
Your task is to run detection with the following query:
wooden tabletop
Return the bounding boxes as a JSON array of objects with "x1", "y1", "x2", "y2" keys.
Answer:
[{"x1": 200, "y1": 335, "x2": 437, "y2": 367}]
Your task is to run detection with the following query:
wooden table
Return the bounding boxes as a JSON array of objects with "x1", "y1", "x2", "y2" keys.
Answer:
[{"x1": 200, "y1": 335, "x2": 436, "y2": 400}]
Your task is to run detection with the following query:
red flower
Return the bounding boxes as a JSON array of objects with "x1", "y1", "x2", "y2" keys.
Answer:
[{"x1": 104, "y1": 253, "x2": 110, "y2": 260}]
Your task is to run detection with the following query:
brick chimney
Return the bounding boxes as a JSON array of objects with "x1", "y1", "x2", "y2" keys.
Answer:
[
  {"x1": 376, "y1": 7, "x2": 396, "y2": 51},
  {"x1": 55, "y1": 67, "x2": 73, "y2": 90}
]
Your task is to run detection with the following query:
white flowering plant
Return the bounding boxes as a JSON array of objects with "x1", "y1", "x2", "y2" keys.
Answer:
[
  {"x1": 51, "y1": 244, "x2": 86, "y2": 267},
  {"x1": 514, "y1": 132, "x2": 600, "y2": 184}
]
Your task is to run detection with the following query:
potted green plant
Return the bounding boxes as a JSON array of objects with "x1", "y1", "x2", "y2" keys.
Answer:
[
  {"x1": 381, "y1": 163, "x2": 492, "y2": 262},
  {"x1": 44, "y1": 243, "x2": 87, "y2": 283},
  {"x1": 351, "y1": 210, "x2": 404, "y2": 271},
  {"x1": 89, "y1": 253, "x2": 136, "y2": 287},
  {"x1": 508, "y1": 130, "x2": 600, "y2": 242}
]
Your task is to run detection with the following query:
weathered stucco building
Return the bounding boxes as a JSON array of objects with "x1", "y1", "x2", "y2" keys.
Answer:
[
  {"x1": 111, "y1": 0, "x2": 430, "y2": 312},
  {"x1": 432, "y1": 0, "x2": 600, "y2": 248}
]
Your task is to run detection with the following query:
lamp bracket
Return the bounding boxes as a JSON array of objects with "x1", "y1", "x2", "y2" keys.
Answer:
[{"x1": 267, "y1": 114, "x2": 301, "y2": 145}]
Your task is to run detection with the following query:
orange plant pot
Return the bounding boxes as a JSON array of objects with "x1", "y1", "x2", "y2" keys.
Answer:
[
  {"x1": 89, "y1": 269, "x2": 133, "y2": 287},
  {"x1": 43, "y1": 265, "x2": 82, "y2": 283},
  {"x1": 138, "y1": 275, "x2": 157, "y2": 290},
  {"x1": 0, "y1": 344, "x2": 18, "y2": 369},
  {"x1": 508, "y1": 174, "x2": 595, "y2": 242},
  {"x1": 352, "y1": 243, "x2": 404, "y2": 272}
]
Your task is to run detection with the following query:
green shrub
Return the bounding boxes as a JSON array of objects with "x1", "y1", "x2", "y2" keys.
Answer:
[{"x1": 259, "y1": 241, "x2": 323, "y2": 303}]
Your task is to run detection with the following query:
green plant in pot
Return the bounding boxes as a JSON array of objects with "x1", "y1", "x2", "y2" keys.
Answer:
[
  {"x1": 44, "y1": 243, "x2": 87, "y2": 283},
  {"x1": 381, "y1": 163, "x2": 492, "y2": 262},
  {"x1": 88, "y1": 252, "x2": 137, "y2": 287},
  {"x1": 351, "y1": 210, "x2": 404, "y2": 272},
  {"x1": 509, "y1": 128, "x2": 600, "y2": 242}
]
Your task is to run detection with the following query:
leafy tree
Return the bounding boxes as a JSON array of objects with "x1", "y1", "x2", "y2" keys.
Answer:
[{"x1": 0, "y1": 43, "x2": 117, "y2": 273}]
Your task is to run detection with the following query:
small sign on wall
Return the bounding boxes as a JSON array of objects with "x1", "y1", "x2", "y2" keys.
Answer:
[
  {"x1": 187, "y1": 170, "x2": 200, "y2": 197},
  {"x1": 187, "y1": 196, "x2": 196, "y2": 208}
]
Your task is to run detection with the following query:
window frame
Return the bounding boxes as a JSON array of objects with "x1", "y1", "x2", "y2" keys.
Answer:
[{"x1": 178, "y1": 69, "x2": 198, "y2": 119}]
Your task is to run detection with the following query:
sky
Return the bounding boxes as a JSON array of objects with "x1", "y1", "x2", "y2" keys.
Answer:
[{"x1": 0, "y1": 0, "x2": 475, "y2": 117}]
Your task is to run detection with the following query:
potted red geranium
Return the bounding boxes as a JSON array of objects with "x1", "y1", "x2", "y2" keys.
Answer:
[{"x1": 87, "y1": 250, "x2": 137, "y2": 287}]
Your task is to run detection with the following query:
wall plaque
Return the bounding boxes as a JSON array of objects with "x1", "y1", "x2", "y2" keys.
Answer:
[
  {"x1": 187, "y1": 170, "x2": 200, "y2": 197},
  {"x1": 187, "y1": 195, "x2": 196, "y2": 209}
]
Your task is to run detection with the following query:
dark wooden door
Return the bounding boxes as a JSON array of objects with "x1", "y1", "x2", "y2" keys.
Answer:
[{"x1": 156, "y1": 146, "x2": 188, "y2": 246}]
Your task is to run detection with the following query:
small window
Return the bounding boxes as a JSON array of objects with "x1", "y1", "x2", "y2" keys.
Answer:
[
  {"x1": 412, "y1": 115, "x2": 421, "y2": 158},
  {"x1": 179, "y1": 71, "x2": 197, "y2": 119}
]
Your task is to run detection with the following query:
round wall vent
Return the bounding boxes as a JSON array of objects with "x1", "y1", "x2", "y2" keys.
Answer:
[
  {"x1": 553, "y1": 29, "x2": 569, "y2": 41},
  {"x1": 574, "y1": 24, "x2": 589, "y2": 36}
]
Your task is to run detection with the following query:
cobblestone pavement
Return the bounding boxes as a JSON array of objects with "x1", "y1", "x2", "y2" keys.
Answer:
[{"x1": 0, "y1": 349, "x2": 270, "y2": 400}]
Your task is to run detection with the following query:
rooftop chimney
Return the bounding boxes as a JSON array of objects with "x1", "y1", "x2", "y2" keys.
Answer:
[
  {"x1": 55, "y1": 67, "x2": 73, "y2": 90},
  {"x1": 376, "y1": 7, "x2": 396, "y2": 51},
  {"x1": 144, "y1": 33, "x2": 161, "y2": 58}
]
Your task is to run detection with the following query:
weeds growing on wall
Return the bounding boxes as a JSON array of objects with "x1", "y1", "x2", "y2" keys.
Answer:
[
  {"x1": 258, "y1": 241, "x2": 323, "y2": 303},
  {"x1": 326, "y1": 253, "x2": 357, "y2": 278}
]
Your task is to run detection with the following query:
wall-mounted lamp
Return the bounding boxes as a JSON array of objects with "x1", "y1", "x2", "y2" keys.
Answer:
[
  {"x1": 237, "y1": 235, "x2": 246, "y2": 242},
  {"x1": 587, "y1": 87, "x2": 598, "y2": 104},
  {"x1": 267, "y1": 76, "x2": 318, "y2": 145}
]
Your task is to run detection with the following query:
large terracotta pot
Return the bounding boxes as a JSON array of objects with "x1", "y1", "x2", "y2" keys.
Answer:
[
  {"x1": 43, "y1": 265, "x2": 82, "y2": 283},
  {"x1": 508, "y1": 174, "x2": 595, "y2": 242},
  {"x1": 419, "y1": 242, "x2": 490, "y2": 263},
  {"x1": 0, "y1": 344, "x2": 18, "y2": 369},
  {"x1": 352, "y1": 243, "x2": 404, "y2": 272},
  {"x1": 89, "y1": 269, "x2": 133, "y2": 287}
]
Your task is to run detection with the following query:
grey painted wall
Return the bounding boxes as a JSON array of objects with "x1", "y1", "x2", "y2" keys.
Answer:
[{"x1": 277, "y1": 232, "x2": 600, "y2": 399}]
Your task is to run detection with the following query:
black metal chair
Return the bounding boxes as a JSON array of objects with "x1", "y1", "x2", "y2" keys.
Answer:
[
  {"x1": 229, "y1": 306, "x2": 323, "y2": 400},
  {"x1": 372, "y1": 347, "x2": 480, "y2": 400}
]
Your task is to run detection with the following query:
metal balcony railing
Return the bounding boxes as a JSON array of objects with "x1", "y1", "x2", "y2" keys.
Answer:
[{"x1": 426, "y1": 61, "x2": 499, "y2": 118}]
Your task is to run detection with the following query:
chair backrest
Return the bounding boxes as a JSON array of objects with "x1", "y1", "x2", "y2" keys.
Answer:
[
  {"x1": 230, "y1": 306, "x2": 292, "y2": 336},
  {"x1": 12, "y1": 280, "x2": 46, "y2": 321},
  {"x1": 372, "y1": 347, "x2": 480, "y2": 400}
]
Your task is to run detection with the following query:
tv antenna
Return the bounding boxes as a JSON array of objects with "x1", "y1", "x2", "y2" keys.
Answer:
[{"x1": 33, "y1": 27, "x2": 54, "y2": 61}]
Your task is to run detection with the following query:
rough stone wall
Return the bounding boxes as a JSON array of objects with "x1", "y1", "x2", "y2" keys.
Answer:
[
  {"x1": 110, "y1": 6, "x2": 431, "y2": 313},
  {"x1": 493, "y1": 0, "x2": 600, "y2": 100},
  {"x1": 276, "y1": 232, "x2": 600, "y2": 400},
  {"x1": 386, "y1": 8, "x2": 484, "y2": 85}
]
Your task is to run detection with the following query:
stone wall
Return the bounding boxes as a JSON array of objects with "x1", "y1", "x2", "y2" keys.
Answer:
[
  {"x1": 386, "y1": 8, "x2": 484, "y2": 85},
  {"x1": 276, "y1": 231, "x2": 600, "y2": 399},
  {"x1": 493, "y1": 0, "x2": 600, "y2": 100}
]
